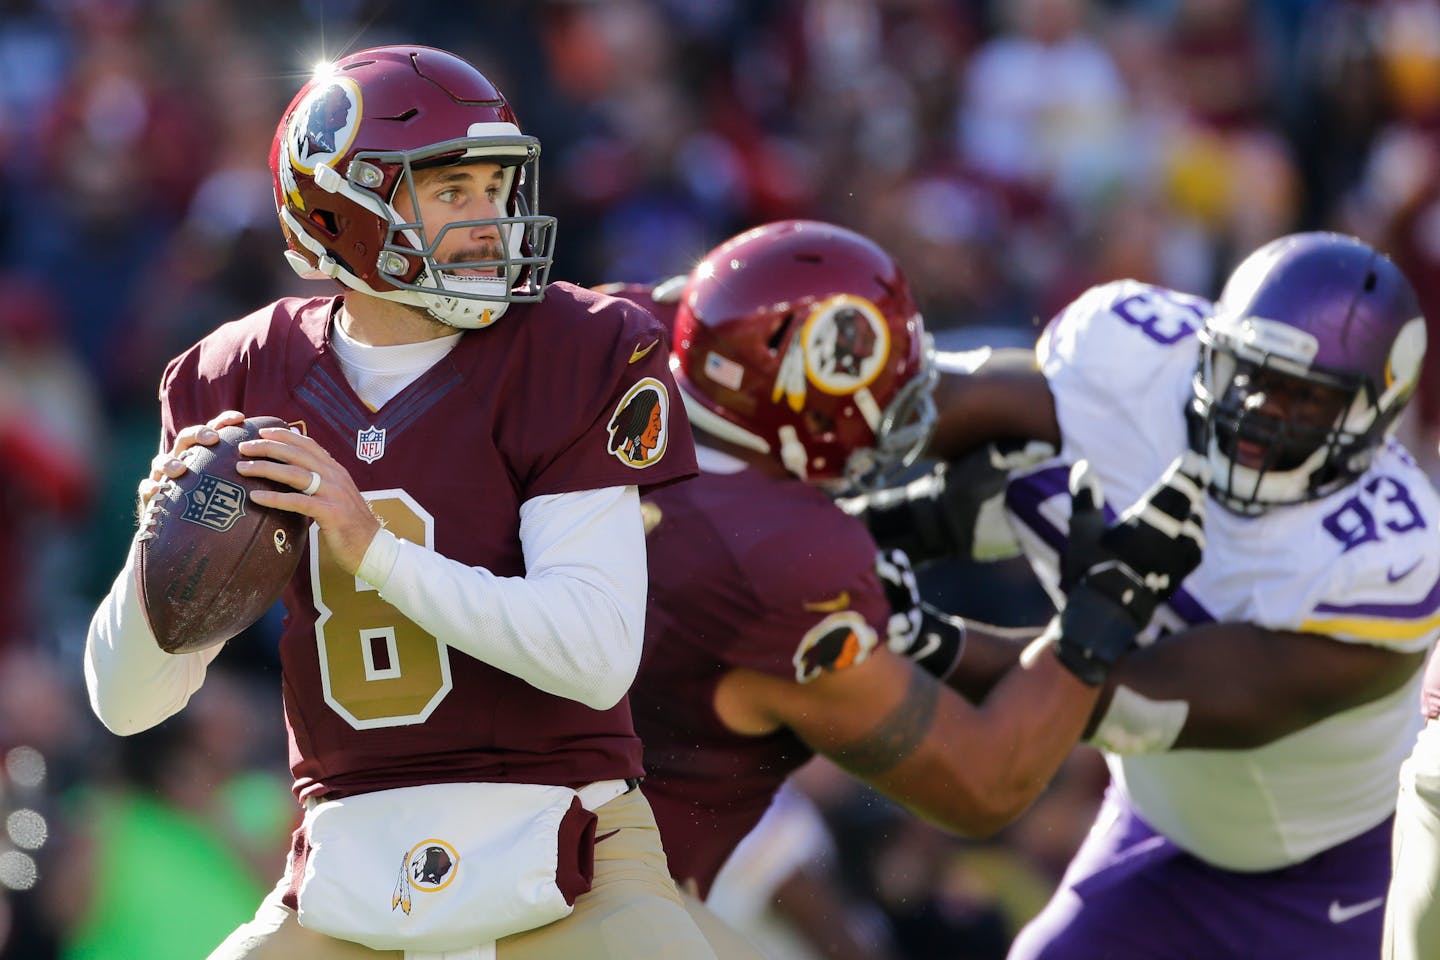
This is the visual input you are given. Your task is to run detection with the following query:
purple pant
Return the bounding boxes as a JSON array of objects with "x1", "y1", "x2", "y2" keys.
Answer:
[{"x1": 1009, "y1": 788, "x2": 1394, "y2": 959}]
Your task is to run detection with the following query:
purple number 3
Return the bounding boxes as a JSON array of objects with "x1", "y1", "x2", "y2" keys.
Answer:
[
  {"x1": 1112, "y1": 292, "x2": 1205, "y2": 346},
  {"x1": 1322, "y1": 477, "x2": 1425, "y2": 552}
]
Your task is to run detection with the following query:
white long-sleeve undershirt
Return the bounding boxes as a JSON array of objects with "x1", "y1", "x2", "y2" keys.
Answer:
[
  {"x1": 354, "y1": 485, "x2": 646, "y2": 710},
  {"x1": 85, "y1": 542, "x2": 226, "y2": 735},
  {"x1": 85, "y1": 484, "x2": 648, "y2": 734}
]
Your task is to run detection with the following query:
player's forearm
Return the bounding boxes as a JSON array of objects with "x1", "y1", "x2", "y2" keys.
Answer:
[
  {"x1": 925, "y1": 348, "x2": 1060, "y2": 462},
  {"x1": 950, "y1": 647, "x2": 1097, "y2": 828},
  {"x1": 85, "y1": 542, "x2": 217, "y2": 735},
  {"x1": 864, "y1": 652, "x2": 1096, "y2": 836},
  {"x1": 1091, "y1": 623, "x2": 1427, "y2": 751},
  {"x1": 945, "y1": 622, "x2": 1034, "y2": 702},
  {"x1": 359, "y1": 487, "x2": 645, "y2": 710}
]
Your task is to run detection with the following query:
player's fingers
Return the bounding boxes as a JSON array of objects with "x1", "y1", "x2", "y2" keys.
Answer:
[
  {"x1": 1068, "y1": 460, "x2": 1103, "y2": 516},
  {"x1": 148, "y1": 450, "x2": 188, "y2": 480},
  {"x1": 246, "y1": 486, "x2": 324, "y2": 521},
  {"x1": 171, "y1": 423, "x2": 222, "y2": 459},
  {"x1": 234, "y1": 456, "x2": 318, "y2": 492},
  {"x1": 205, "y1": 410, "x2": 246, "y2": 431},
  {"x1": 1122, "y1": 452, "x2": 1209, "y2": 530},
  {"x1": 1186, "y1": 500, "x2": 1206, "y2": 547},
  {"x1": 235, "y1": 437, "x2": 311, "y2": 468},
  {"x1": 256, "y1": 425, "x2": 325, "y2": 456},
  {"x1": 1127, "y1": 494, "x2": 1195, "y2": 540},
  {"x1": 1173, "y1": 449, "x2": 1212, "y2": 489},
  {"x1": 137, "y1": 476, "x2": 167, "y2": 506}
]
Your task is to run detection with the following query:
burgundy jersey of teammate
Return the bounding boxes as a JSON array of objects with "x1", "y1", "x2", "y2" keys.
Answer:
[
  {"x1": 156, "y1": 282, "x2": 696, "y2": 801},
  {"x1": 632, "y1": 465, "x2": 891, "y2": 898},
  {"x1": 591, "y1": 281, "x2": 680, "y2": 343}
]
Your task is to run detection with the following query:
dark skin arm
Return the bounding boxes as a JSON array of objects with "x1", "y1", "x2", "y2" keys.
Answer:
[
  {"x1": 927, "y1": 347, "x2": 1060, "y2": 461},
  {"x1": 714, "y1": 643, "x2": 1097, "y2": 837},
  {"x1": 947, "y1": 622, "x2": 1424, "y2": 749},
  {"x1": 1092, "y1": 623, "x2": 1426, "y2": 748},
  {"x1": 945, "y1": 623, "x2": 1035, "y2": 703}
]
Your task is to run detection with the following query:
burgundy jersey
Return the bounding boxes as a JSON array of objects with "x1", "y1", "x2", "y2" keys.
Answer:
[
  {"x1": 590, "y1": 281, "x2": 680, "y2": 343},
  {"x1": 156, "y1": 283, "x2": 696, "y2": 801},
  {"x1": 632, "y1": 466, "x2": 890, "y2": 898}
]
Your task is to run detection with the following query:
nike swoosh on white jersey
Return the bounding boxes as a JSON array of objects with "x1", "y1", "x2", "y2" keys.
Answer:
[
  {"x1": 1387, "y1": 559, "x2": 1423, "y2": 583},
  {"x1": 1327, "y1": 896, "x2": 1384, "y2": 924}
]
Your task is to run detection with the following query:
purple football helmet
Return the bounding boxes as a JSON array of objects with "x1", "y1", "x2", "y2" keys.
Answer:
[{"x1": 1191, "y1": 232, "x2": 1427, "y2": 513}]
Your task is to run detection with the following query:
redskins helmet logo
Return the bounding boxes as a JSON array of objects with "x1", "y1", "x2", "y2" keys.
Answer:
[
  {"x1": 773, "y1": 295, "x2": 893, "y2": 412},
  {"x1": 792, "y1": 610, "x2": 879, "y2": 683},
  {"x1": 607, "y1": 378, "x2": 670, "y2": 468},
  {"x1": 802, "y1": 295, "x2": 891, "y2": 395},
  {"x1": 286, "y1": 77, "x2": 362, "y2": 175},
  {"x1": 391, "y1": 837, "x2": 459, "y2": 916}
]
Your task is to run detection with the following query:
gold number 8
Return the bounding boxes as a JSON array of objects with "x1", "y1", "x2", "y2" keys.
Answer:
[{"x1": 313, "y1": 491, "x2": 452, "y2": 728}]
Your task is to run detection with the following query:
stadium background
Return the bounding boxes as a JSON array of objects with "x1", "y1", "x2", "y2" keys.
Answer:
[{"x1": 1, "y1": 0, "x2": 1438, "y2": 956}]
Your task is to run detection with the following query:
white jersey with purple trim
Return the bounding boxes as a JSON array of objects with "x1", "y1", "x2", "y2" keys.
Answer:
[{"x1": 1004, "y1": 279, "x2": 1440, "y2": 872}]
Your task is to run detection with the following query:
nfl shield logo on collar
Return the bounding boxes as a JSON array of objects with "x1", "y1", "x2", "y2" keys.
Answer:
[{"x1": 356, "y1": 426, "x2": 386, "y2": 464}]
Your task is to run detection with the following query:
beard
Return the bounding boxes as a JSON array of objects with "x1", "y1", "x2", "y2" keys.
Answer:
[{"x1": 442, "y1": 239, "x2": 507, "y2": 278}]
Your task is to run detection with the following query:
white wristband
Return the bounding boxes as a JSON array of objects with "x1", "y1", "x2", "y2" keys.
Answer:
[
  {"x1": 355, "y1": 528, "x2": 401, "y2": 589},
  {"x1": 1088, "y1": 684, "x2": 1189, "y2": 754}
]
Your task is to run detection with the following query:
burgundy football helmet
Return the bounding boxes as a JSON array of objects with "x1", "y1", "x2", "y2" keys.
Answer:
[
  {"x1": 269, "y1": 46, "x2": 555, "y2": 328},
  {"x1": 672, "y1": 220, "x2": 936, "y2": 491},
  {"x1": 1191, "y1": 232, "x2": 1426, "y2": 513}
]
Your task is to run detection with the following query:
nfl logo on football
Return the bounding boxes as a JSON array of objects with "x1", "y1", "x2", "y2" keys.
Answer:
[{"x1": 356, "y1": 426, "x2": 386, "y2": 464}]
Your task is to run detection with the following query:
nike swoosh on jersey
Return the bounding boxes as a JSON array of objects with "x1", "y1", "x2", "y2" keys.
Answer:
[
  {"x1": 1388, "y1": 559, "x2": 1423, "y2": 583},
  {"x1": 1327, "y1": 896, "x2": 1384, "y2": 924},
  {"x1": 803, "y1": 591, "x2": 851, "y2": 613},
  {"x1": 629, "y1": 339, "x2": 660, "y2": 364}
]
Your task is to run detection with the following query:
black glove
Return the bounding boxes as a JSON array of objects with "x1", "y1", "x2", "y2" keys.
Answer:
[
  {"x1": 840, "y1": 440, "x2": 1058, "y2": 567},
  {"x1": 1052, "y1": 452, "x2": 1209, "y2": 685},
  {"x1": 875, "y1": 549, "x2": 966, "y2": 679}
]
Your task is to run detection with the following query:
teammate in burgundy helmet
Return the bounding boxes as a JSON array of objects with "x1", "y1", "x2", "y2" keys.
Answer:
[{"x1": 603, "y1": 220, "x2": 1210, "y2": 935}]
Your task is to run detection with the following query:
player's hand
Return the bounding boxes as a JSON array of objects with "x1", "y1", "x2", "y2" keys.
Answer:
[
  {"x1": 1092, "y1": 450, "x2": 1209, "y2": 618},
  {"x1": 236, "y1": 427, "x2": 381, "y2": 576},
  {"x1": 138, "y1": 410, "x2": 246, "y2": 509},
  {"x1": 875, "y1": 549, "x2": 966, "y2": 678},
  {"x1": 1051, "y1": 453, "x2": 1209, "y2": 685}
]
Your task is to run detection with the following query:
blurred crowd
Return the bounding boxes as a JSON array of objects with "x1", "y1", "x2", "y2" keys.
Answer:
[{"x1": 1, "y1": 0, "x2": 1438, "y2": 957}]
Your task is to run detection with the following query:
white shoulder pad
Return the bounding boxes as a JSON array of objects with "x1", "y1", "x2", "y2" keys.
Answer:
[
  {"x1": 1040, "y1": 280, "x2": 1209, "y2": 391},
  {"x1": 1038, "y1": 281, "x2": 1207, "y2": 508},
  {"x1": 1289, "y1": 443, "x2": 1440, "y2": 652}
]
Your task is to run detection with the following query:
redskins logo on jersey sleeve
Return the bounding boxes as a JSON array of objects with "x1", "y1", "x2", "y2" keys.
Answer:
[
  {"x1": 792, "y1": 610, "x2": 879, "y2": 683},
  {"x1": 606, "y1": 377, "x2": 671, "y2": 467}
]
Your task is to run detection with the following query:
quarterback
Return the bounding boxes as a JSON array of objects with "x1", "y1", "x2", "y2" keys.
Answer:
[{"x1": 84, "y1": 45, "x2": 726, "y2": 960}]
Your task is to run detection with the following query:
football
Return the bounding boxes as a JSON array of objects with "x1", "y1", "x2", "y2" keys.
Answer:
[{"x1": 137, "y1": 415, "x2": 309, "y2": 655}]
